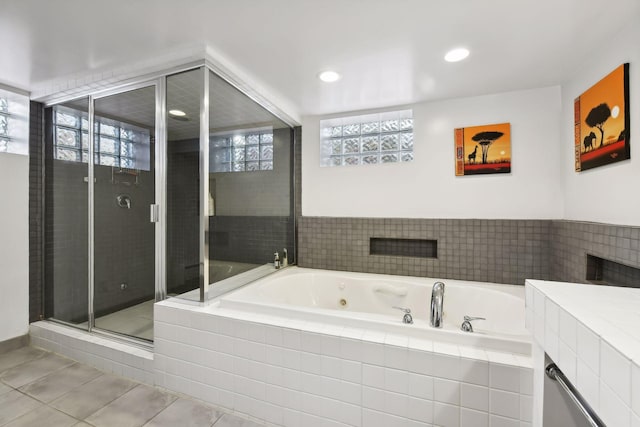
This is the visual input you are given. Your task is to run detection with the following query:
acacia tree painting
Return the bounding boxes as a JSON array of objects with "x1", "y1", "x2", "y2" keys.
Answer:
[
  {"x1": 454, "y1": 122, "x2": 510, "y2": 176},
  {"x1": 585, "y1": 103, "x2": 611, "y2": 148},
  {"x1": 574, "y1": 63, "x2": 630, "y2": 172},
  {"x1": 472, "y1": 131, "x2": 504, "y2": 164}
]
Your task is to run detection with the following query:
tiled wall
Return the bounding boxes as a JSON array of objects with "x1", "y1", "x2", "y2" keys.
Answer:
[
  {"x1": 166, "y1": 149, "x2": 200, "y2": 295},
  {"x1": 93, "y1": 166, "x2": 156, "y2": 316},
  {"x1": 294, "y1": 126, "x2": 302, "y2": 219},
  {"x1": 550, "y1": 220, "x2": 640, "y2": 285},
  {"x1": 210, "y1": 216, "x2": 294, "y2": 265},
  {"x1": 30, "y1": 127, "x2": 297, "y2": 317},
  {"x1": 297, "y1": 218, "x2": 640, "y2": 287},
  {"x1": 165, "y1": 143, "x2": 296, "y2": 294},
  {"x1": 154, "y1": 301, "x2": 534, "y2": 427},
  {"x1": 28, "y1": 101, "x2": 44, "y2": 322},
  {"x1": 298, "y1": 217, "x2": 551, "y2": 285},
  {"x1": 43, "y1": 160, "x2": 89, "y2": 322},
  {"x1": 44, "y1": 159, "x2": 156, "y2": 322}
]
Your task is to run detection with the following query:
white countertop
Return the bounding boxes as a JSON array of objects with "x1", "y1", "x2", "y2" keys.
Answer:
[{"x1": 525, "y1": 279, "x2": 640, "y2": 427}]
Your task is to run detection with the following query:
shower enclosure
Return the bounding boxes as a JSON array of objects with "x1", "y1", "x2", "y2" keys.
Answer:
[{"x1": 42, "y1": 64, "x2": 295, "y2": 342}]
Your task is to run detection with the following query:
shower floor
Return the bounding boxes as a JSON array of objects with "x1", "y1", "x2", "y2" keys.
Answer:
[
  {"x1": 94, "y1": 299, "x2": 155, "y2": 341},
  {"x1": 91, "y1": 261, "x2": 262, "y2": 341}
]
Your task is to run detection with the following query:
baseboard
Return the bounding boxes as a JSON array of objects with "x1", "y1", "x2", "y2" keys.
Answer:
[{"x1": 0, "y1": 334, "x2": 29, "y2": 354}]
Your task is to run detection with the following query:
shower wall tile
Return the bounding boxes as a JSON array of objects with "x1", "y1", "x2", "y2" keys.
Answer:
[
  {"x1": 29, "y1": 101, "x2": 44, "y2": 322},
  {"x1": 294, "y1": 126, "x2": 302, "y2": 219},
  {"x1": 210, "y1": 216, "x2": 294, "y2": 265},
  {"x1": 93, "y1": 165, "x2": 156, "y2": 317},
  {"x1": 44, "y1": 159, "x2": 89, "y2": 322},
  {"x1": 298, "y1": 217, "x2": 551, "y2": 285},
  {"x1": 43, "y1": 160, "x2": 156, "y2": 322},
  {"x1": 166, "y1": 147, "x2": 296, "y2": 292},
  {"x1": 166, "y1": 149, "x2": 200, "y2": 294}
]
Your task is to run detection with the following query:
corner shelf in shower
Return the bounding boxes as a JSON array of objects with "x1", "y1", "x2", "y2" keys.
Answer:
[{"x1": 111, "y1": 167, "x2": 140, "y2": 186}]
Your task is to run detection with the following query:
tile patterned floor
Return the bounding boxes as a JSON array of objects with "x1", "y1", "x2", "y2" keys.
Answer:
[{"x1": 0, "y1": 346, "x2": 266, "y2": 427}]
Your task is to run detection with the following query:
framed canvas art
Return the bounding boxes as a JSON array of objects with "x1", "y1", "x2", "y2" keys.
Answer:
[
  {"x1": 455, "y1": 122, "x2": 511, "y2": 176},
  {"x1": 574, "y1": 63, "x2": 630, "y2": 172}
]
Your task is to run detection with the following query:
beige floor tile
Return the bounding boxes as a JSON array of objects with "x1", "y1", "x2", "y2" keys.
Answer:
[
  {"x1": 212, "y1": 414, "x2": 266, "y2": 427},
  {"x1": 0, "y1": 353, "x2": 74, "y2": 388},
  {"x1": 3, "y1": 405, "x2": 78, "y2": 427},
  {"x1": 85, "y1": 384, "x2": 176, "y2": 427},
  {"x1": 19, "y1": 362, "x2": 102, "y2": 403},
  {"x1": 0, "y1": 382, "x2": 11, "y2": 395},
  {"x1": 0, "y1": 347, "x2": 48, "y2": 374},
  {"x1": 0, "y1": 390, "x2": 43, "y2": 425},
  {"x1": 144, "y1": 398, "x2": 222, "y2": 427},
  {"x1": 50, "y1": 374, "x2": 136, "y2": 419}
]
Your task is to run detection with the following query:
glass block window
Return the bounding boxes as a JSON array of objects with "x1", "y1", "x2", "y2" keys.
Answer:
[
  {"x1": 320, "y1": 109, "x2": 413, "y2": 167},
  {"x1": 0, "y1": 88, "x2": 29, "y2": 156},
  {"x1": 210, "y1": 129, "x2": 274, "y2": 173},
  {"x1": 53, "y1": 105, "x2": 151, "y2": 170}
]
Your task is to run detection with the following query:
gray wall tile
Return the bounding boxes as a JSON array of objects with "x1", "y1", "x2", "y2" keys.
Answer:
[{"x1": 298, "y1": 217, "x2": 640, "y2": 286}]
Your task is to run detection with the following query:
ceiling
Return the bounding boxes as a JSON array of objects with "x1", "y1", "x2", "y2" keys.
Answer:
[
  {"x1": 1, "y1": 0, "x2": 638, "y2": 116},
  {"x1": 75, "y1": 68, "x2": 288, "y2": 141}
]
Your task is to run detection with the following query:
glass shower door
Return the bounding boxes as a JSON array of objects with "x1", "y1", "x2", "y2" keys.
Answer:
[
  {"x1": 45, "y1": 97, "x2": 90, "y2": 328},
  {"x1": 92, "y1": 85, "x2": 157, "y2": 340}
]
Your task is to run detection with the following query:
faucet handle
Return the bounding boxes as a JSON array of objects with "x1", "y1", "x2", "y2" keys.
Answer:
[
  {"x1": 392, "y1": 306, "x2": 411, "y2": 314},
  {"x1": 463, "y1": 316, "x2": 485, "y2": 322}
]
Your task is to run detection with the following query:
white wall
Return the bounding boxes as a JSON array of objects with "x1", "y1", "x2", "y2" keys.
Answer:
[
  {"x1": 0, "y1": 153, "x2": 29, "y2": 342},
  {"x1": 561, "y1": 18, "x2": 640, "y2": 226},
  {"x1": 302, "y1": 86, "x2": 563, "y2": 219}
]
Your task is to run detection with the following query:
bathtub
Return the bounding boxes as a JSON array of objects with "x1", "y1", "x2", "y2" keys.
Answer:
[{"x1": 219, "y1": 267, "x2": 531, "y2": 355}]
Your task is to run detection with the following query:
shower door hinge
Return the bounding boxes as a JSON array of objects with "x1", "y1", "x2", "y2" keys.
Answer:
[{"x1": 150, "y1": 204, "x2": 160, "y2": 223}]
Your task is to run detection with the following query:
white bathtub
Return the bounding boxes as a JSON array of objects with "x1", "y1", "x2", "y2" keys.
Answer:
[{"x1": 219, "y1": 267, "x2": 531, "y2": 354}]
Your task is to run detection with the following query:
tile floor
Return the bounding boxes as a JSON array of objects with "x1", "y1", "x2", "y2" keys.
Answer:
[{"x1": 0, "y1": 346, "x2": 266, "y2": 427}]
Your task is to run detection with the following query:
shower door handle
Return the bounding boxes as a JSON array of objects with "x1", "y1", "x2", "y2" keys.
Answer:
[{"x1": 150, "y1": 204, "x2": 159, "y2": 223}]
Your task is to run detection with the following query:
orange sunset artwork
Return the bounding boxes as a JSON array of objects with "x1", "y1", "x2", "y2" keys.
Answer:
[
  {"x1": 455, "y1": 123, "x2": 511, "y2": 176},
  {"x1": 574, "y1": 63, "x2": 630, "y2": 171}
]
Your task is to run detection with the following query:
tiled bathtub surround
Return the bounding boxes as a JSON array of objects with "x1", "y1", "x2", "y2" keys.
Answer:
[
  {"x1": 29, "y1": 321, "x2": 155, "y2": 385},
  {"x1": 298, "y1": 217, "x2": 640, "y2": 287},
  {"x1": 298, "y1": 217, "x2": 551, "y2": 285},
  {"x1": 154, "y1": 301, "x2": 533, "y2": 427},
  {"x1": 525, "y1": 280, "x2": 640, "y2": 427}
]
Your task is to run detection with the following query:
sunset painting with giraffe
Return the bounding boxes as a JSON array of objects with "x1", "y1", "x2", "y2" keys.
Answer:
[
  {"x1": 574, "y1": 63, "x2": 630, "y2": 172},
  {"x1": 455, "y1": 122, "x2": 511, "y2": 176}
]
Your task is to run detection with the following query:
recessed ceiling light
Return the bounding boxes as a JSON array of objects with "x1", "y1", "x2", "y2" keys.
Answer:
[
  {"x1": 169, "y1": 109, "x2": 186, "y2": 117},
  {"x1": 444, "y1": 48, "x2": 470, "y2": 63},
  {"x1": 318, "y1": 70, "x2": 341, "y2": 83}
]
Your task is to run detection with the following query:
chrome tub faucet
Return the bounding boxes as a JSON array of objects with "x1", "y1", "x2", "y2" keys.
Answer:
[
  {"x1": 393, "y1": 306, "x2": 413, "y2": 324},
  {"x1": 430, "y1": 281, "x2": 445, "y2": 328},
  {"x1": 460, "y1": 315, "x2": 485, "y2": 332}
]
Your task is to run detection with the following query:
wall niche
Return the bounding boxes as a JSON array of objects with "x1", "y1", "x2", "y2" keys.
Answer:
[{"x1": 586, "y1": 254, "x2": 640, "y2": 288}]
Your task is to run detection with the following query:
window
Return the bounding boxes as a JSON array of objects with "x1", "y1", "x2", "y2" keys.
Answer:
[
  {"x1": 0, "y1": 88, "x2": 29, "y2": 156},
  {"x1": 320, "y1": 109, "x2": 413, "y2": 167},
  {"x1": 210, "y1": 129, "x2": 274, "y2": 172},
  {"x1": 53, "y1": 105, "x2": 151, "y2": 170}
]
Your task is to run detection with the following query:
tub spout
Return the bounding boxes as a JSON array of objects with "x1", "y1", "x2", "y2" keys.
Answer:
[{"x1": 430, "y1": 281, "x2": 445, "y2": 328}]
